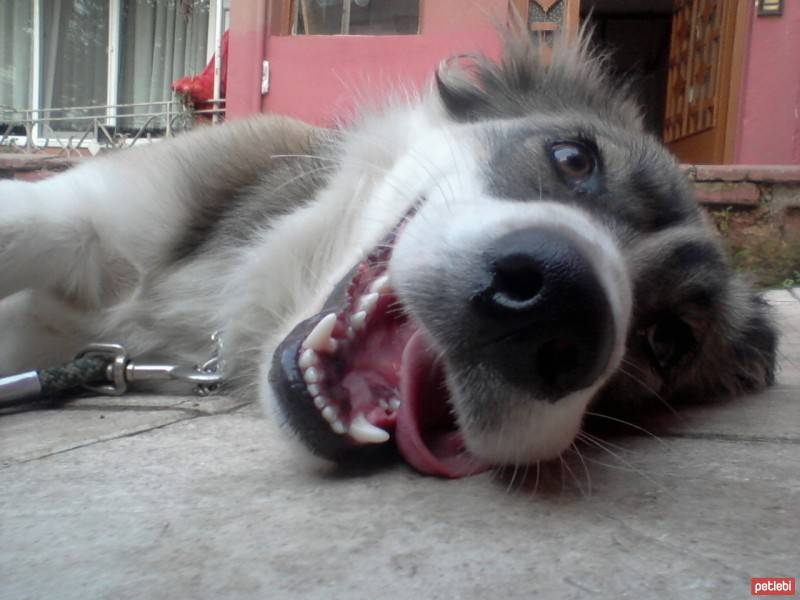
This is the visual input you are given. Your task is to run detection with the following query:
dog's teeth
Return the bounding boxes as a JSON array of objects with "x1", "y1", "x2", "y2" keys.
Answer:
[
  {"x1": 313, "y1": 395, "x2": 327, "y2": 410},
  {"x1": 358, "y1": 293, "x2": 379, "y2": 314},
  {"x1": 370, "y1": 275, "x2": 391, "y2": 294},
  {"x1": 328, "y1": 338, "x2": 338, "y2": 352},
  {"x1": 379, "y1": 399, "x2": 389, "y2": 410},
  {"x1": 351, "y1": 311, "x2": 367, "y2": 330},
  {"x1": 298, "y1": 349, "x2": 317, "y2": 369},
  {"x1": 303, "y1": 313, "x2": 337, "y2": 352},
  {"x1": 346, "y1": 326, "x2": 355, "y2": 340},
  {"x1": 303, "y1": 367, "x2": 323, "y2": 384},
  {"x1": 331, "y1": 420, "x2": 347, "y2": 435},
  {"x1": 389, "y1": 398, "x2": 401, "y2": 411},
  {"x1": 307, "y1": 383, "x2": 321, "y2": 396},
  {"x1": 321, "y1": 405, "x2": 339, "y2": 423},
  {"x1": 349, "y1": 414, "x2": 390, "y2": 444}
]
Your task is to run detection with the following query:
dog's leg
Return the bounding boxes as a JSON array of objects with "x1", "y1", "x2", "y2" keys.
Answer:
[
  {"x1": 0, "y1": 117, "x2": 319, "y2": 374},
  {"x1": 0, "y1": 116, "x2": 318, "y2": 308},
  {"x1": 0, "y1": 176, "x2": 138, "y2": 306}
]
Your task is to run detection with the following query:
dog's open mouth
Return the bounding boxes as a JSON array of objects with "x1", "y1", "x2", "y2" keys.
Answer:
[{"x1": 269, "y1": 225, "x2": 490, "y2": 478}]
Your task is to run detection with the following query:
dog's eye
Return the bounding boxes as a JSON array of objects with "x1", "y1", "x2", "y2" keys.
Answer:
[
  {"x1": 644, "y1": 314, "x2": 696, "y2": 371},
  {"x1": 551, "y1": 142, "x2": 595, "y2": 183}
]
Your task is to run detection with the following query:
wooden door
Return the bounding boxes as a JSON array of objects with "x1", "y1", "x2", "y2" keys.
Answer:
[{"x1": 663, "y1": 0, "x2": 749, "y2": 164}]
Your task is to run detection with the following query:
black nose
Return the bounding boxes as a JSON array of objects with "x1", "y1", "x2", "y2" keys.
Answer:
[{"x1": 471, "y1": 227, "x2": 615, "y2": 399}]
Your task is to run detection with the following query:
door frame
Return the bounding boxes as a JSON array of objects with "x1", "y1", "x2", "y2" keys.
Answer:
[{"x1": 514, "y1": 0, "x2": 751, "y2": 163}]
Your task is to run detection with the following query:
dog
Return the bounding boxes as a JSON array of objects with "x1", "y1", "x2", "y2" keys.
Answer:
[{"x1": 0, "y1": 30, "x2": 776, "y2": 478}]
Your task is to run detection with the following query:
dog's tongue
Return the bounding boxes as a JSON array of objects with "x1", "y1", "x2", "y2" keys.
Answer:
[{"x1": 396, "y1": 331, "x2": 490, "y2": 478}]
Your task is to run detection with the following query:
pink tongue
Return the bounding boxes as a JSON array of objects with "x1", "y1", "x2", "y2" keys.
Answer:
[{"x1": 396, "y1": 331, "x2": 490, "y2": 478}]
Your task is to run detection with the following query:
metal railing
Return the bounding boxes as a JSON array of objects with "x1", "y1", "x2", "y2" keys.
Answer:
[{"x1": 0, "y1": 97, "x2": 226, "y2": 155}]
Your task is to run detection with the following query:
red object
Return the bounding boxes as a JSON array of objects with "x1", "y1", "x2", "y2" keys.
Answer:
[
  {"x1": 171, "y1": 30, "x2": 229, "y2": 114},
  {"x1": 751, "y1": 578, "x2": 795, "y2": 596}
]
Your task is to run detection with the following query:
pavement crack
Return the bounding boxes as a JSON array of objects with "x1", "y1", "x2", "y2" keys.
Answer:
[
  {"x1": 4, "y1": 414, "x2": 197, "y2": 466},
  {"x1": 661, "y1": 431, "x2": 800, "y2": 444},
  {"x1": 1, "y1": 400, "x2": 252, "y2": 468}
]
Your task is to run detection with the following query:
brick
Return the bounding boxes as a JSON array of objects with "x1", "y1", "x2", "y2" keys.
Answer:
[
  {"x1": 689, "y1": 164, "x2": 800, "y2": 183},
  {"x1": 693, "y1": 181, "x2": 761, "y2": 206},
  {"x1": 0, "y1": 154, "x2": 78, "y2": 173},
  {"x1": 14, "y1": 169, "x2": 56, "y2": 182},
  {"x1": 781, "y1": 208, "x2": 800, "y2": 243}
]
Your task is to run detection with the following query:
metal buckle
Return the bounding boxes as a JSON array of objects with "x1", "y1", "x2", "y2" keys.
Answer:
[
  {"x1": 74, "y1": 343, "x2": 129, "y2": 396},
  {"x1": 73, "y1": 332, "x2": 225, "y2": 397}
]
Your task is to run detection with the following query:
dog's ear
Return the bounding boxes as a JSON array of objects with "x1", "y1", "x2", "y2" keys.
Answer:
[
  {"x1": 673, "y1": 288, "x2": 777, "y2": 400},
  {"x1": 435, "y1": 54, "x2": 495, "y2": 121},
  {"x1": 436, "y1": 28, "x2": 644, "y2": 128},
  {"x1": 725, "y1": 293, "x2": 778, "y2": 391}
]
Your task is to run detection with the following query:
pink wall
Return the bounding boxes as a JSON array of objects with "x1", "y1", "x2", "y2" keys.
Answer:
[
  {"x1": 227, "y1": 0, "x2": 505, "y2": 124},
  {"x1": 736, "y1": 3, "x2": 800, "y2": 165}
]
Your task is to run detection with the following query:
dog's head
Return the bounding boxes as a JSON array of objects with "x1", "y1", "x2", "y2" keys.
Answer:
[{"x1": 270, "y1": 32, "x2": 776, "y2": 477}]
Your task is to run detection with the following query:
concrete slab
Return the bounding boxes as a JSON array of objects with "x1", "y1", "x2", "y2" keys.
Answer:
[
  {"x1": 1, "y1": 409, "x2": 797, "y2": 600},
  {"x1": 0, "y1": 292, "x2": 798, "y2": 599},
  {"x1": 0, "y1": 408, "x2": 191, "y2": 466}
]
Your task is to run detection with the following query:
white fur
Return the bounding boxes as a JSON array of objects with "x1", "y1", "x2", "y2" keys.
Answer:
[{"x1": 0, "y1": 89, "x2": 632, "y2": 467}]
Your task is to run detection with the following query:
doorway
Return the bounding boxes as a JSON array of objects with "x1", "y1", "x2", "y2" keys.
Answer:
[
  {"x1": 581, "y1": 0, "x2": 673, "y2": 137},
  {"x1": 579, "y1": 0, "x2": 748, "y2": 164}
]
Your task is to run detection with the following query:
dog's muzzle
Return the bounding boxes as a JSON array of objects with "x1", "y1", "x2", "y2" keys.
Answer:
[{"x1": 468, "y1": 226, "x2": 615, "y2": 400}]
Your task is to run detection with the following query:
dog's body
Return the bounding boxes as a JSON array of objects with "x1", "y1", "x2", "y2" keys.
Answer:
[{"x1": 0, "y1": 33, "x2": 776, "y2": 477}]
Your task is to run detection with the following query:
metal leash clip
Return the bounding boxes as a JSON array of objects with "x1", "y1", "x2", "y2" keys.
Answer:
[{"x1": 75, "y1": 331, "x2": 226, "y2": 396}]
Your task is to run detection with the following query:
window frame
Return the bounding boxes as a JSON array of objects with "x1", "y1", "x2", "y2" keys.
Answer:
[
  {"x1": 5, "y1": 0, "x2": 227, "y2": 148},
  {"x1": 287, "y1": 0, "x2": 423, "y2": 36}
]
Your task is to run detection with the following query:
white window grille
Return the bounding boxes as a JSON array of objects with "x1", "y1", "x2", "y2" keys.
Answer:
[{"x1": 0, "y1": 0, "x2": 229, "y2": 152}]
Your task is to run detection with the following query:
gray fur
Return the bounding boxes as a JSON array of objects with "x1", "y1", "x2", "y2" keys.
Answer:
[{"x1": 0, "y1": 29, "x2": 777, "y2": 471}]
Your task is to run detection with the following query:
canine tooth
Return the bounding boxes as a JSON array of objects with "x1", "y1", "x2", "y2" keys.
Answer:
[
  {"x1": 349, "y1": 414, "x2": 390, "y2": 444},
  {"x1": 389, "y1": 398, "x2": 401, "y2": 411},
  {"x1": 322, "y1": 405, "x2": 338, "y2": 423},
  {"x1": 331, "y1": 420, "x2": 347, "y2": 434},
  {"x1": 303, "y1": 313, "x2": 337, "y2": 352},
  {"x1": 358, "y1": 293, "x2": 379, "y2": 314},
  {"x1": 370, "y1": 275, "x2": 391, "y2": 294},
  {"x1": 298, "y1": 349, "x2": 317, "y2": 369},
  {"x1": 304, "y1": 367, "x2": 323, "y2": 384},
  {"x1": 313, "y1": 396, "x2": 327, "y2": 410},
  {"x1": 307, "y1": 384, "x2": 321, "y2": 396},
  {"x1": 351, "y1": 311, "x2": 367, "y2": 330},
  {"x1": 327, "y1": 338, "x2": 338, "y2": 353}
]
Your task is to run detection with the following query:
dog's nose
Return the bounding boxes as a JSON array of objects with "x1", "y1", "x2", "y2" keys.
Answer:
[{"x1": 471, "y1": 227, "x2": 615, "y2": 398}]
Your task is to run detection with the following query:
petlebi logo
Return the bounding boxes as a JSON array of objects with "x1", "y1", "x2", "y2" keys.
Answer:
[{"x1": 751, "y1": 578, "x2": 796, "y2": 596}]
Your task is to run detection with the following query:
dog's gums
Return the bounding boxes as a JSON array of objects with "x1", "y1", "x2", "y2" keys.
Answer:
[{"x1": 270, "y1": 227, "x2": 489, "y2": 478}]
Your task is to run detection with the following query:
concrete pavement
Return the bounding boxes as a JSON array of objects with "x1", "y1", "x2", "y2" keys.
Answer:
[{"x1": 1, "y1": 290, "x2": 798, "y2": 599}]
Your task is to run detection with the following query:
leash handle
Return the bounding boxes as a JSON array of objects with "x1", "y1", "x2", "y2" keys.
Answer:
[{"x1": 0, "y1": 372, "x2": 42, "y2": 405}]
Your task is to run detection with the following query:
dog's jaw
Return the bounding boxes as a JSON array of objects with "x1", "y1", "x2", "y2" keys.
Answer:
[{"x1": 267, "y1": 121, "x2": 633, "y2": 475}]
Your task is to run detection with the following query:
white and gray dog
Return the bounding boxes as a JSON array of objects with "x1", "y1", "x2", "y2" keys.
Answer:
[{"x1": 0, "y1": 32, "x2": 776, "y2": 477}]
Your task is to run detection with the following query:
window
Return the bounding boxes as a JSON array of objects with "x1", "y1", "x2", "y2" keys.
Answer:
[
  {"x1": 0, "y1": 0, "x2": 33, "y2": 111},
  {"x1": 41, "y1": 0, "x2": 110, "y2": 131},
  {"x1": 0, "y1": 0, "x2": 227, "y2": 145},
  {"x1": 294, "y1": 0, "x2": 419, "y2": 35}
]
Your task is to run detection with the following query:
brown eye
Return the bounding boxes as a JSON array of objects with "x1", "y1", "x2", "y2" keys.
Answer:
[
  {"x1": 643, "y1": 313, "x2": 696, "y2": 371},
  {"x1": 551, "y1": 141, "x2": 595, "y2": 182}
]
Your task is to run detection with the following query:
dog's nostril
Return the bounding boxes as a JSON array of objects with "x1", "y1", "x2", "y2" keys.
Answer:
[{"x1": 492, "y1": 254, "x2": 544, "y2": 304}]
